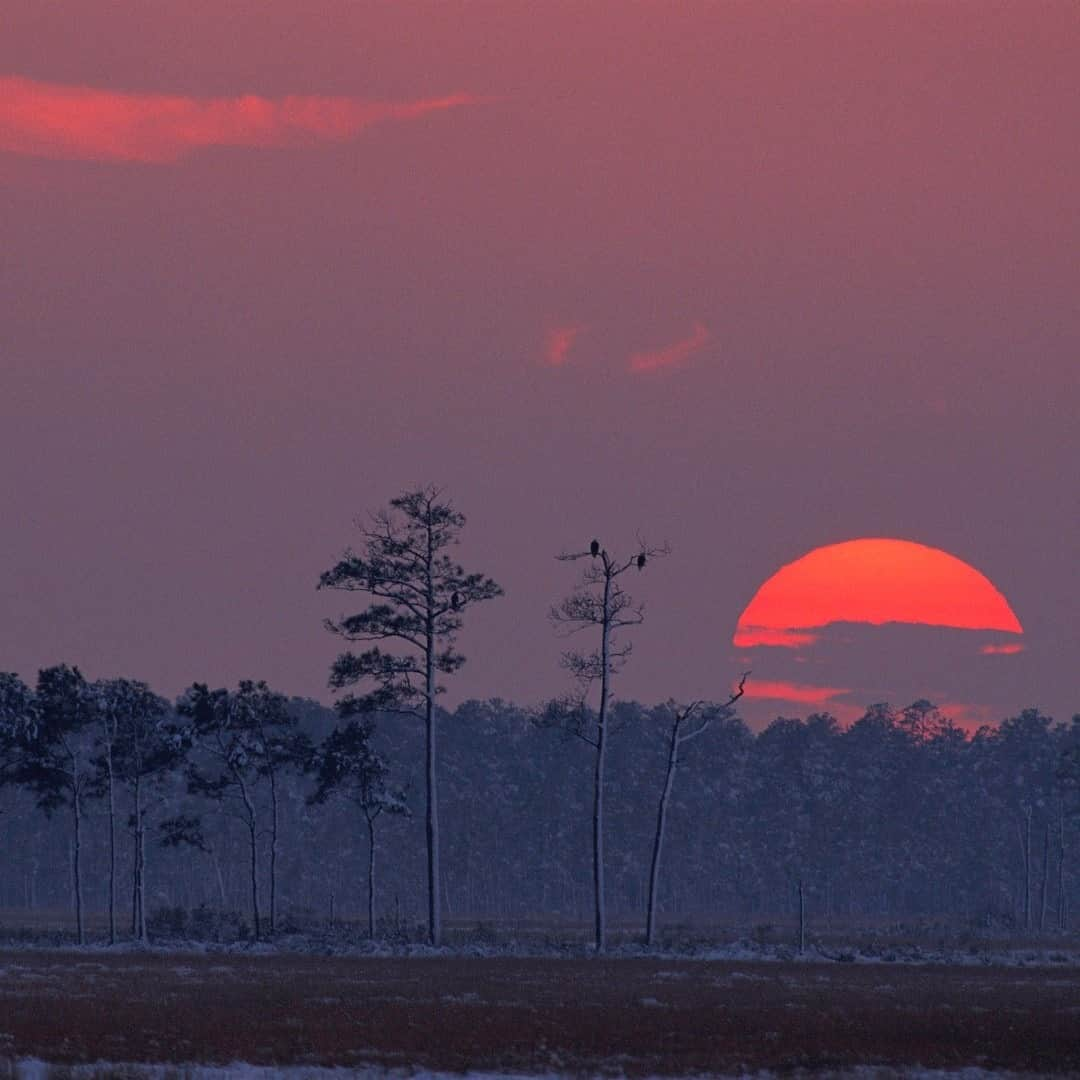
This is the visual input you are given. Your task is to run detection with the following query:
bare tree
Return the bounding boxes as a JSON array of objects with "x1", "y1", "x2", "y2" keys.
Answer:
[
  {"x1": 319, "y1": 486, "x2": 502, "y2": 946},
  {"x1": 548, "y1": 537, "x2": 668, "y2": 952},
  {"x1": 645, "y1": 674, "x2": 747, "y2": 947}
]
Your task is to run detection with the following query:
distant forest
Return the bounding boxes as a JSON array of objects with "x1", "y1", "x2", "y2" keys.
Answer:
[
  {"x1": 1, "y1": 683, "x2": 1078, "y2": 943},
  {"x1": 2, "y1": 488, "x2": 1077, "y2": 949}
]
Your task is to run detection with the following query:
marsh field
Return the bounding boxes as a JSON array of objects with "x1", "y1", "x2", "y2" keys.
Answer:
[{"x1": 1, "y1": 950, "x2": 1079, "y2": 1077}]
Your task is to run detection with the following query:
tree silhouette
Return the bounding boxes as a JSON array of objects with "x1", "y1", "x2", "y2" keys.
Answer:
[
  {"x1": 645, "y1": 674, "x2": 747, "y2": 946},
  {"x1": 319, "y1": 486, "x2": 502, "y2": 946},
  {"x1": 548, "y1": 536, "x2": 668, "y2": 952},
  {"x1": 309, "y1": 718, "x2": 408, "y2": 938},
  {"x1": 174, "y1": 681, "x2": 305, "y2": 939},
  {"x1": 17, "y1": 666, "x2": 97, "y2": 944},
  {"x1": 89, "y1": 678, "x2": 175, "y2": 944}
]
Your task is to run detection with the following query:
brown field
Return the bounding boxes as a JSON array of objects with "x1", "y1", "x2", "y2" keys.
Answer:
[{"x1": 0, "y1": 950, "x2": 1078, "y2": 1075}]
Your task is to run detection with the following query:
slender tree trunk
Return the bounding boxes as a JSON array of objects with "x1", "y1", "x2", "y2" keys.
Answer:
[
  {"x1": 247, "y1": 820, "x2": 261, "y2": 940},
  {"x1": 1016, "y1": 810, "x2": 1031, "y2": 931},
  {"x1": 1039, "y1": 820, "x2": 1051, "y2": 933},
  {"x1": 106, "y1": 745, "x2": 116, "y2": 945},
  {"x1": 593, "y1": 569, "x2": 612, "y2": 954},
  {"x1": 130, "y1": 799, "x2": 140, "y2": 939},
  {"x1": 1058, "y1": 805, "x2": 1067, "y2": 932},
  {"x1": 135, "y1": 781, "x2": 147, "y2": 943},
  {"x1": 425, "y1": 531, "x2": 441, "y2": 946},
  {"x1": 72, "y1": 790, "x2": 84, "y2": 945},
  {"x1": 232, "y1": 769, "x2": 261, "y2": 940},
  {"x1": 1024, "y1": 806, "x2": 1032, "y2": 932},
  {"x1": 268, "y1": 767, "x2": 279, "y2": 936},
  {"x1": 137, "y1": 823, "x2": 147, "y2": 942},
  {"x1": 366, "y1": 813, "x2": 377, "y2": 939},
  {"x1": 646, "y1": 720, "x2": 680, "y2": 946}
]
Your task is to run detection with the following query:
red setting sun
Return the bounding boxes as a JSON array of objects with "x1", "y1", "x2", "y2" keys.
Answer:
[{"x1": 735, "y1": 538, "x2": 1023, "y2": 648}]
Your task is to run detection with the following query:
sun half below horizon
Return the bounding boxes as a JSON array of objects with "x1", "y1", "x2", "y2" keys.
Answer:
[{"x1": 735, "y1": 538, "x2": 1023, "y2": 649}]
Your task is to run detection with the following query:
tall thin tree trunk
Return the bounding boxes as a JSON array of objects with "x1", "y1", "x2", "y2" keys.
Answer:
[
  {"x1": 646, "y1": 721, "x2": 680, "y2": 946},
  {"x1": 593, "y1": 569, "x2": 612, "y2": 954},
  {"x1": 268, "y1": 767, "x2": 279, "y2": 936},
  {"x1": 366, "y1": 813, "x2": 377, "y2": 939},
  {"x1": 1017, "y1": 809, "x2": 1031, "y2": 931},
  {"x1": 592, "y1": 725, "x2": 607, "y2": 952},
  {"x1": 106, "y1": 744, "x2": 116, "y2": 945},
  {"x1": 234, "y1": 771, "x2": 261, "y2": 940},
  {"x1": 137, "y1": 824, "x2": 147, "y2": 942},
  {"x1": 72, "y1": 792, "x2": 84, "y2": 945},
  {"x1": 1039, "y1": 820, "x2": 1051, "y2": 933},
  {"x1": 1024, "y1": 806, "x2": 1032, "y2": 932},
  {"x1": 130, "y1": 812, "x2": 140, "y2": 938},
  {"x1": 1058, "y1": 805, "x2": 1067, "y2": 932},
  {"x1": 135, "y1": 780, "x2": 147, "y2": 943},
  {"x1": 425, "y1": 535, "x2": 441, "y2": 946},
  {"x1": 248, "y1": 821, "x2": 261, "y2": 940}
]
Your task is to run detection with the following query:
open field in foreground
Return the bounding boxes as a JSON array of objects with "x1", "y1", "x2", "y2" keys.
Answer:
[{"x1": 1, "y1": 951, "x2": 1079, "y2": 1076}]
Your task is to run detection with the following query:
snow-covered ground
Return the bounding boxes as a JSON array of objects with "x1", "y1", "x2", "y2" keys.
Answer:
[
  {"x1": 1, "y1": 934, "x2": 1078, "y2": 969},
  {"x1": 1, "y1": 1063, "x2": 1055, "y2": 1080}
]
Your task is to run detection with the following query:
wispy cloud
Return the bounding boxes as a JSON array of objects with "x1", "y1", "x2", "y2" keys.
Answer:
[
  {"x1": 733, "y1": 626, "x2": 819, "y2": 649},
  {"x1": 743, "y1": 680, "x2": 851, "y2": 707},
  {"x1": 544, "y1": 324, "x2": 583, "y2": 367},
  {"x1": 628, "y1": 321, "x2": 709, "y2": 374},
  {"x1": 980, "y1": 642, "x2": 1025, "y2": 655},
  {"x1": 0, "y1": 75, "x2": 483, "y2": 163},
  {"x1": 939, "y1": 702, "x2": 998, "y2": 732}
]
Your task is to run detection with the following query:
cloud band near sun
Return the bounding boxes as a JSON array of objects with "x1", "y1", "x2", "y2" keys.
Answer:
[
  {"x1": 0, "y1": 76, "x2": 483, "y2": 163},
  {"x1": 734, "y1": 538, "x2": 1023, "y2": 648},
  {"x1": 743, "y1": 680, "x2": 851, "y2": 707}
]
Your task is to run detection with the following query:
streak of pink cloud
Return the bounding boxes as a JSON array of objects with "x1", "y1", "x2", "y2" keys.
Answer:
[
  {"x1": 628, "y1": 321, "x2": 709, "y2": 374},
  {"x1": 0, "y1": 76, "x2": 483, "y2": 163},
  {"x1": 980, "y1": 642, "x2": 1025, "y2": 655},
  {"x1": 742, "y1": 679, "x2": 851, "y2": 707},
  {"x1": 544, "y1": 324, "x2": 583, "y2": 367},
  {"x1": 939, "y1": 702, "x2": 999, "y2": 732},
  {"x1": 732, "y1": 626, "x2": 819, "y2": 649}
]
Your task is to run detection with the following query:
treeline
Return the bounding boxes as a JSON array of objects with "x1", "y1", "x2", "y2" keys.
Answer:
[
  {"x1": 1, "y1": 486, "x2": 1077, "y2": 950},
  {"x1": 1, "y1": 679, "x2": 1078, "y2": 945}
]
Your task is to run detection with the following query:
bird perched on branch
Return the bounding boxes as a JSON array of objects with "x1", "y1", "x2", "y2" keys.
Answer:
[
  {"x1": 590, "y1": 539, "x2": 600, "y2": 557},
  {"x1": 450, "y1": 591, "x2": 462, "y2": 611},
  {"x1": 637, "y1": 553, "x2": 646, "y2": 570}
]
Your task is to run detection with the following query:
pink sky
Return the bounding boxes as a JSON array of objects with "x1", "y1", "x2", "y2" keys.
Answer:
[{"x1": 1, "y1": 2, "x2": 1077, "y2": 728}]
